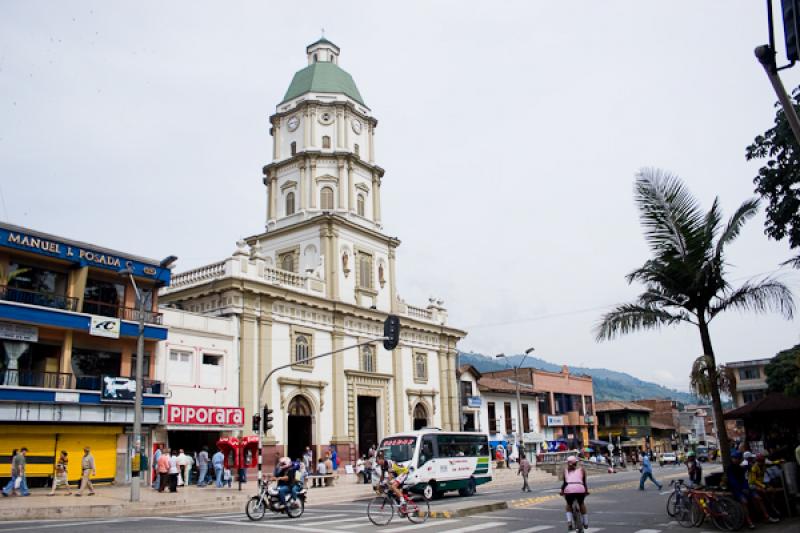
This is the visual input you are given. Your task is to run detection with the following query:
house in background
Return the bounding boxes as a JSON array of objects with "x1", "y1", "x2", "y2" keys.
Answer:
[{"x1": 724, "y1": 358, "x2": 772, "y2": 407}]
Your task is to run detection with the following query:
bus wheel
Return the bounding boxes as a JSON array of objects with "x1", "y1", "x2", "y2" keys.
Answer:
[
  {"x1": 422, "y1": 482, "x2": 436, "y2": 501},
  {"x1": 458, "y1": 477, "x2": 476, "y2": 497}
]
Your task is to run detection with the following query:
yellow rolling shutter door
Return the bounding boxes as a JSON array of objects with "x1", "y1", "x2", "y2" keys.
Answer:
[
  {"x1": 0, "y1": 425, "x2": 119, "y2": 482},
  {"x1": 56, "y1": 431, "x2": 118, "y2": 483}
]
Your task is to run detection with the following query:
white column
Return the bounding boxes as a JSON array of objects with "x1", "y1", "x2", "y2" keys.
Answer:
[
  {"x1": 369, "y1": 123, "x2": 375, "y2": 163},
  {"x1": 273, "y1": 117, "x2": 281, "y2": 160},
  {"x1": 338, "y1": 159, "x2": 347, "y2": 211},
  {"x1": 299, "y1": 162, "x2": 307, "y2": 210}
]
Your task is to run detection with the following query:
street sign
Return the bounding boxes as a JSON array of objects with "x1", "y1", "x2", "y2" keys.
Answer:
[{"x1": 608, "y1": 443, "x2": 615, "y2": 452}]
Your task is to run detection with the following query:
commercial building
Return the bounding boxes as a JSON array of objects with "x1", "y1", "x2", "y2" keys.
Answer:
[
  {"x1": 153, "y1": 309, "x2": 240, "y2": 455},
  {"x1": 479, "y1": 365, "x2": 597, "y2": 449},
  {"x1": 160, "y1": 39, "x2": 466, "y2": 465},
  {"x1": 0, "y1": 222, "x2": 172, "y2": 484},
  {"x1": 634, "y1": 398, "x2": 680, "y2": 452},
  {"x1": 724, "y1": 358, "x2": 772, "y2": 407},
  {"x1": 456, "y1": 365, "x2": 543, "y2": 457},
  {"x1": 595, "y1": 400, "x2": 652, "y2": 456}
]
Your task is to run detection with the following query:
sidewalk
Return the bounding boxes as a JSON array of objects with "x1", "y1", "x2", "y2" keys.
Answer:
[{"x1": 0, "y1": 465, "x2": 554, "y2": 520}]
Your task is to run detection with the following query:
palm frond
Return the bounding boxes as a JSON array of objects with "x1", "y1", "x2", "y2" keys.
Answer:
[
  {"x1": 709, "y1": 278, "x2": 795, "y2": 320},
  {"x1": 714, "y1": 198, "x2": 760, "y2": 262},
  {"x1": 634, "y1": 168, "x2": 705, "y2": 260},
  {"x1": 595, "y1": 302, "x2": 689, "y2": 341},
  {"x1": 690, "y1": 355, "x2": 737, "y2": 398}
]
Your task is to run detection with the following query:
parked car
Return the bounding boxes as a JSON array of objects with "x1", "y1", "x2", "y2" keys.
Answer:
[{"x1": 659, "y1": 452, "x2": 678, "y2": 466}]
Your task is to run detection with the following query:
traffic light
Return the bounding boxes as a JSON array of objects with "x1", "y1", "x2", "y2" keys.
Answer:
[
  {"x1": 252, "y1": 414, "x2": 261, "y2": 432},
  {"x1": 264, "y1": 406, "x2": 274, "y2": 431},
  {"x1": 383, "y1": 314, "x2": 400, "y2": 350},
  {"x1": 783, "y1": 0, "x2": 800, "y2": 61}
]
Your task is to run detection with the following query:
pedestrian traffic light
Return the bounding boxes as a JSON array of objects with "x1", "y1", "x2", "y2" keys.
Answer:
[
  {"x1": 383, "y1": 314, "x2": 400, "y2": 350},
  {"x1": 264, "y1": 406, "x2": 274, "y2": 431},
  {"x1": 252, "y1": 414, "x2": 261, "y2": 432},
  {"x1": 783, "y1": 0, "x2": 800, "y2": 61}
]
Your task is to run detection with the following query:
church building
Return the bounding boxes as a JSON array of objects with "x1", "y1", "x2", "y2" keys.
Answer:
[{"x1": 160, "y1": 38, "x2": 466, "y2": 463}]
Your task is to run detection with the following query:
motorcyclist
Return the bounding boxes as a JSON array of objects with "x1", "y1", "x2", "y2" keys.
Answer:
[{"x1": 274, "y1": 457, "x2": 298, "y2": 508}]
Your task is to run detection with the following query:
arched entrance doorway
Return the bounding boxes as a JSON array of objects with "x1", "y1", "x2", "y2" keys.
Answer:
[
  {"x1": 287, "y1": 395, "x2": 313, "y2": 461},
  {"x1": 413, "y1": 403, "x2": 429, "y2": 430}
]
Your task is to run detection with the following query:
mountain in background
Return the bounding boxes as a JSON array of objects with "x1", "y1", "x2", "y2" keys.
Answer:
[{"x1": 458, "y1": 352, "x2": 701, "y2": 404}]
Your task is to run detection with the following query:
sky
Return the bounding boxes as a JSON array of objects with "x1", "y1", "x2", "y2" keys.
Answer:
[{"x1": 2, "y1": 1, "x2": 800, "y2": 392}]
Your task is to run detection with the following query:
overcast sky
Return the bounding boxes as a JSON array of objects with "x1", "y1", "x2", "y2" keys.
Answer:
[{"x1": 2, "y1": 1, "x2": 800, "y2": 391}]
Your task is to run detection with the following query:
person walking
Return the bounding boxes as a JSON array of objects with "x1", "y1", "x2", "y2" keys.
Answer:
[
  {"x1": 303, "y1": 446, "x2": 313, "y2": 472},
  {"x1": 638, "y1": 452, "x2": 662, "y2": 491},
  {"x1": 2, "y1": 448, "x2": 30, "y2": 497},
  {"x1": 518, "y1": 455, "x2": 532, "y2": 492},
  {"x1": 212, "y1": 448, "x2": 225, "y2": 488},
  {"x1": 177, "y1": 449, "x2": 187, "y2": 486},
  {"x1": 168, "y1": 449, "x2": 179, "y2": 492},
  {"x1": 75, "y1": 447, "x2": 96, "y2": 496},
  {"x1": 196, "y1": 446, "x2": 209, "y2": 487},
  {"x1": 156, "y1": 448, "x2": 170, "y2": 493},
  {"x1": 49, "y1": 450, "x2": 72, "y2": 496},
  {"x1": 152, "y1": 444, "x2": 163, "y2": 490},
  {"x1": 330, "y1": 446, "x2": 338, "y2": 472}
]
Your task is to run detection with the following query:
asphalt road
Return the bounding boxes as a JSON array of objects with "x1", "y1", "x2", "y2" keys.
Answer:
[{"x1": 0, "y1": 464, "x2": 796, "y2": 533}]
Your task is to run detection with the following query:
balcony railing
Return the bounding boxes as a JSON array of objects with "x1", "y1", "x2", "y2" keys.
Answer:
[
  {"x1": 0, "y1": 369, "x2": 165, "y2": 394},
  {"x1": 83, "y1": 300, "x2": 163, "y2": 325},
  {"x1": 0, "y1": 285, "x2": 79, "y2": 312}
]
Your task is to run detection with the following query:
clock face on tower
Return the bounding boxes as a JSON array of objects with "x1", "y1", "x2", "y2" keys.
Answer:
[
  {"x1": 287, "y1": 116, "x2": 299, "y2": 132},
  {"x1": 351, "y1": 119, "x2": 362, "y2": 135}
]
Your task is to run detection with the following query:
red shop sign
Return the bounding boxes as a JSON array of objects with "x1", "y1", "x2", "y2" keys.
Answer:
[{"x1": 167, "y1": 404, "x2": 244, "y2": 426}]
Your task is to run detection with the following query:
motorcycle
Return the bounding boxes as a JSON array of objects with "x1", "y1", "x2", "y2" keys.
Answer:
[{"x1": 246, "y1": 481, "x2": 307, "y2": 520}]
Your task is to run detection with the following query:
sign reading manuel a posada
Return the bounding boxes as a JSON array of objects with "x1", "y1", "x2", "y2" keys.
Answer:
[{"x1": 0, "y1": 222, "x2": 170, "y2": 284}]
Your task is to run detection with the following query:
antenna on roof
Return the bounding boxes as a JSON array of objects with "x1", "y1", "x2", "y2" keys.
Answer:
[{"x1": 321, "y1": 27, "x2": 325, "y2": 37}]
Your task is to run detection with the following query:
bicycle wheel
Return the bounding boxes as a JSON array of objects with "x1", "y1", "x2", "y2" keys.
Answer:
[
  {"x1": 666, "y1": 491, "x2": 680, "y2": 518},
  {"x1": 691, "y1": 499, "x2": 705, "y2": 527},
  {"x1": 406, "y1": 495, "x2": 430, "y2": 524},
  {"x1": 675, "y1": 498, "x2": 696, "y2": 528},
  {"x1": 710, "y1": 497, "x2": 743, "y2": 531},
  {"x1": 572, "y1": 501, "x2": 585, "y2": 533},
  {"x1": 245, "y1": 496, "x2": 267, "y2": 521},
  {"x1": 367, "y1": 495, "x2": 394, "y2": 526}
]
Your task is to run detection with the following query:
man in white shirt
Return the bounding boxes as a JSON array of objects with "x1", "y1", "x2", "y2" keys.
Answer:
[
  {"x1": 168, "y1": 450, "x2": 179, "y2": 492},
  {"x1": 177, "y1": 449, "x2": 188, "y2": 486}
]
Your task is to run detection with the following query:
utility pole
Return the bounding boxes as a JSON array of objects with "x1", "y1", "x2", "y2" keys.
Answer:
[
  {"x1": 496, "y1": 347, "x2": 535, "y2": 460},
  {"x1": 756, "y1": 0, "x2": 800, "y2": 146}
]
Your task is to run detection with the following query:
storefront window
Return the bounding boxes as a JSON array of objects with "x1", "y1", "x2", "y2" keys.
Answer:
[{"x1": 129, "y1": 352, "x2": 151, "y2": 378}]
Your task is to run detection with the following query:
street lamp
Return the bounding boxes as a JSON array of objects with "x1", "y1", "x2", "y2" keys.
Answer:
[
  {"x1": 496, "y1": 347, "x2": 535, "y2": 458},
  {"x1": 119, "y1": 255, "x2": 176, "y2": 503}
]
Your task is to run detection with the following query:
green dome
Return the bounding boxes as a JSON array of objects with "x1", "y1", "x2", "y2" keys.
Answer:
[{"x1": 282, "y1": 62, "x2": 365, "y2": 105}]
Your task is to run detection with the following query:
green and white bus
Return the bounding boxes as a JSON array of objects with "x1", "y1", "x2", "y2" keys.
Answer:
[{"x1": 378, "y1": 429, "x2": 492, "y2": 500}]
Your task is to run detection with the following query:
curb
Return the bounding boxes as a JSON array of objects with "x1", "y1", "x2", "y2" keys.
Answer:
[{"x1": 429, "y1": 501, "x2": 507, "y2": 518}]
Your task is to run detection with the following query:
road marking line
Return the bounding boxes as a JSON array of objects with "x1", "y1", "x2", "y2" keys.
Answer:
[
  {"x1": 633, "y1": 530, "x2": 662, "y2": 533},
  {"x1": 583, "y1": 529, "x2": 604, "y2": 532},
  {"x1": 507, "y1": 526, "x2": 555, "y2": 532},
  {"x1": 301, "y1": 517, "x2": 365, "y2": 526},
  {"x1": 382, "y1": 520, "x2": 461, "y2": 532},
  {"x1": 436, "y1": 521, "x2": 508, "y2": 533},
  {"x1": 0, "y1": 519, "x2": 137, "y2": 532},
  {"x1": 155, "y1": 517, "x2": 330, "y2": 532}
]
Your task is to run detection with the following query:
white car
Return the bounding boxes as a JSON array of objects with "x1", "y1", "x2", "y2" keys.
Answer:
[{"x1": 659, "y1": 452, "x2": 678, "y2": 466}]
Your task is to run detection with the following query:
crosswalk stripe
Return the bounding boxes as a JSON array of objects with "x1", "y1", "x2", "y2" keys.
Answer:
[
  {"x1": 437, "y1": 522, "x2": 508, "y2": 533},
  {"x1": 301, "y1": 517, "x2": 364, "y2": 527},
  {"x1": 633, "y1": 530, "x2": 662, "y2": 533},
  {"x1": 507, "y1": 526, "x2": 555, "y2": 533},
  {"x1": 583, "y1": 529, "x2": 604, "y2": 533},
  {"x1": 383, "y1": 520, "x2": 462, "y2": 533}
]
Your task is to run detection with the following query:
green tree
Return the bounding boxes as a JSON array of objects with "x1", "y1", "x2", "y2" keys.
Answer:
[
  {"x1": 595, "y1": 169, "x2": 795, "y2": 468},
  {"x1": 690, "y1": 355, "x2": 737, "y2": 400},
  {"x1": 746, "y1": 86, "x2": 800, "y2": 265},
  {"x1": 765, "y1": 345, "x2": 800, "y2": 396}
]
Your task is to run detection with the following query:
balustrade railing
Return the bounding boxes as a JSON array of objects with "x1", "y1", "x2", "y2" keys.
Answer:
[
  {"x1": 263, "y1": 266, "x2": 305, "y2": 288},
  {"x1": 83, "y1": 300, "x2": 163, "y2": 325},
  {"x1": 170, "y1": 261, "x2": 226, "y2": 288},
  {"x1": 0, "y1": 285, "x2": 79, "y2": 312},
  {"x1": 405, "y1": 304, "x2": 433, "y2": 320}
]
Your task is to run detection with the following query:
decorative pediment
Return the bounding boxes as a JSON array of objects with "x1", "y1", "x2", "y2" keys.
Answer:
[
  {"x1": 355, "y1": 182, "x2": 370, "y2": 193},
  {"x1": 315, "y1": 174, "x2": 339, "y2": 184},
  {"x1": 277, "y1": 376, "x2": 329, "y2": 412},
  {"x1": 280, "y1": 180, "x2": 298, "y2": 191}
]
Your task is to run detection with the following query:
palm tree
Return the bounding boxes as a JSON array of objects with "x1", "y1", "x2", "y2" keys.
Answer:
[
  {"x1": 689, "y1": 355, "x2": 737, "y2": 399},
  {"x1": 596, "y1": 169, "x2": 794, "y2": 468}
]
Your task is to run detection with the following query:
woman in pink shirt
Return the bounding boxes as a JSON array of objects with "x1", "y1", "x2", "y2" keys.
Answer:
[
  {"x1": 156, "y1": 449, "x2": 171, "y2": 493},
  {"x1": 560, "y1": 455, "x2": 589, "y2": 531}
]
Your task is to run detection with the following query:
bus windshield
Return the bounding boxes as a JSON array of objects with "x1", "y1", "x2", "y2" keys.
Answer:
[{"x1": 380, "y1": 436, "x2": 417, "y2": 463}]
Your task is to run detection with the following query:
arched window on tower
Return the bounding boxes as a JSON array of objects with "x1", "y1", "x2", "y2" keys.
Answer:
[
  {"x1": 414, "y1": 353, "x2": 428, "y2": 381},
  {"x1": 322, "y1": 135, "x2": 331, "y2": 149},
  {"x1": 357, "y1": 194, "x2": 365, "y2": 217},
  {"x1": 285, "y1": 192, "x2": 295, "y2": 216},
  {"x1": 294, "y1": 334, "x2": 310, "y2": 366},
  {"x1": 358, "y1": 252, "x2": 373, "y2": 289},
  {"x1": 290, "y1": 141, "x2": 297, "y2": 156},
  {"x1": 314, "y1": 53, "x2": 319, "y2": 63},
  {"x1": 320, "y1": 186, "x2": 334, "y2": 210},
  {"x1": 361, "y1": 346, "x2": 375, "y2": 372},
  {"x1": 354, "y1": 143, "x2": 360, "y2": 157},
  {"x1": 281, "y1": 253, "x2": 295, "y2": 273}
]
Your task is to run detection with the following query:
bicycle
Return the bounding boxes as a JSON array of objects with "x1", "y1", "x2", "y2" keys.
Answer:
[
  {"x1": 367, "y1": 482, "x2": 430, "y2": 526},
  {"x1": 676, "y1": 487, "x2": 743, "y2": 531},
  {"x1": 570, "y1": 497, "x2": 586, "y2": 533},
  {"x1": 666, "y1": 479, "x2": 689, "y2": 518}
]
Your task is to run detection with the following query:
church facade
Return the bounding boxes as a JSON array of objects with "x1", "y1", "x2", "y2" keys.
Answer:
[{"x1": 160, "y1": 38, "x2": 466, "y2": 464}]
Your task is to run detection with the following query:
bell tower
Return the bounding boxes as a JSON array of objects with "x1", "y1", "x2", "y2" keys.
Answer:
[{"x1": 263, "y1": 38, "x2": 384, "y2": 232}]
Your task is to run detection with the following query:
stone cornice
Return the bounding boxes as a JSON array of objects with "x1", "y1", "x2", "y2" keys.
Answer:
[
  {"x1": 262, "y1": 153, "x2": 384, "y2": 182},
  {"x1": 270, "y1": 100, "x2": 378, "y2": 128},
  {"x1": 246, "y1": 213, "x2": 400, "y2": 249}
]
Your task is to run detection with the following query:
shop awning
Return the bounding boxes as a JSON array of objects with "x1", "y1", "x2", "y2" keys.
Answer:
[{"x1": 723, "y1": 392, "x2": 800, "y2": 419}]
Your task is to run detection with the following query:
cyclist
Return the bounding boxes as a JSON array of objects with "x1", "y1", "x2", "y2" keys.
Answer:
[
  {"x1": 560, "y1": 455, "x2": 589, "y2": 531},
  {"x1": 375, "y1": 451, "x2": 409, "y2": 510}
]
